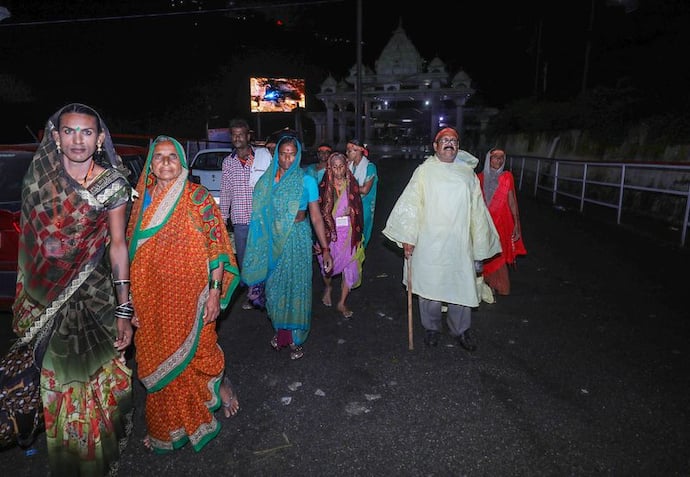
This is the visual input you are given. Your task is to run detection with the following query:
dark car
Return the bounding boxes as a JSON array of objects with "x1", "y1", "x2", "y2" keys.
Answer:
[{"x1": 0, "y1": 143, "x2": 148, "y2": 310}]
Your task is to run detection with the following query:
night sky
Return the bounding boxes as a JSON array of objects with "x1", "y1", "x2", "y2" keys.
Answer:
[{"x1": 1, "y1": 0, "x2": 687, "y2": 141}]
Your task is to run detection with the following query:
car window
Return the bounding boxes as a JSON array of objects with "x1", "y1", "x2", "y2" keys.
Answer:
[
  {"x1": 0, "y1": 152, "x2": 33, "y2": 206},
  {"x1": 121, "y1": 155, "x2": 146, "y2": 186},
  {"x1": 192, "y1": 152, "x2": 227, "y2": 171}
]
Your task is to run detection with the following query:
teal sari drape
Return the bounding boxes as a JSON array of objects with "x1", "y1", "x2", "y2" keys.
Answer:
[{"x1": 243, "y1": 137, "x2": 313, "y2": 345}]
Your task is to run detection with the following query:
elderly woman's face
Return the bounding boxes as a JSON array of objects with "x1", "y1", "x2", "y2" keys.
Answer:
[
  {"x1": 489, "y1": 150, "x2": 506, "y2": 170},
  {"x1": 151, "y1": 140, "x2": 182, "y2": 182},
  {"x1": 329, "y1": 154, "x2": 348, "y2": 180}
]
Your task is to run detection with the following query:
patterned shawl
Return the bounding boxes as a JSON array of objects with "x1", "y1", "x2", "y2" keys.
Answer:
[
  {"x1": 319, "y1": 152, "x2": 364, "y2": 250},
  {"x1": 126, "y1": 135, "x2": 238, "y2": 312},
  {"x1": 126, "y1": 136, "x2": 239, "y2": 391},
  {"x1": 12, "y1": 103, "x2": 129, "y2": 343},
  {"x1": 242, "y1": 135, "x2": 304, "y2": 286},
  {"x1": 127, "y1": 136, "x2": 190, "y2": 257}
]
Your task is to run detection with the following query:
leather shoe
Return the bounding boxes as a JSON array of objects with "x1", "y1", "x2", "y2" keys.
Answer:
[
  {"x1": 424, "y1": 330, "x2": 439, "y2": 347},
  {"x1": 456, "y1": 330, "x2": 477, "y2": 352}
]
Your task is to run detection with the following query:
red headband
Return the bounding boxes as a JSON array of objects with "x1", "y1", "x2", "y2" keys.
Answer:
[{"x1": 435, "y1": 127, "x2": 459, "y2": 143}]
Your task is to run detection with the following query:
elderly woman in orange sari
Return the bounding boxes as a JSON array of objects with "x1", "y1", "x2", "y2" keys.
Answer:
[{"x1": 126, "y1": 136, "x2": 240, "y2": 454}]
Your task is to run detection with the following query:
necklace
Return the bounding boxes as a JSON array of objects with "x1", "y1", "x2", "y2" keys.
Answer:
[{"x1": 81, "y1": 160, "x2": 95, "y2": 186}]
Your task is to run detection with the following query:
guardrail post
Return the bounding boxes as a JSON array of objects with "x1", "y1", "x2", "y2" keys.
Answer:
[
  {"x1": 682, "y1": 182, "x2": 690, "y2": 247},
  {"x1": 616, "y1": 165, "x2": 625, "y2": 225},
  {"x1": 552, "y1": 161, "x2": 559, "y2": 204},
  {"x1": 580, "y1": 164, "x2": 587, "y2": 212}
]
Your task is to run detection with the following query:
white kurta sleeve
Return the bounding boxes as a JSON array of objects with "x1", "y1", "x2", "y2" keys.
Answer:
[{"x1": 382, "y1": 165, "x2": 424, "y2": 247}]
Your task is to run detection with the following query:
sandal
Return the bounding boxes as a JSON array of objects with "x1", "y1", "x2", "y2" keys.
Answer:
[
  {"x1": 270, "y1": 335, "x2": 280, "y2": 351},
  {"x1": 289, "y1": 344, "x2": 304, "y2": 360},
  {"x1": 220, "y1": 377, "x2": 240, "y2": 418},
  {"x1": 337, "y1": 305, "x2": 353, "y2": 319}
]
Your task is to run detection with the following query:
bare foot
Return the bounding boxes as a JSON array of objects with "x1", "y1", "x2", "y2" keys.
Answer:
[
  {"x1": 220, "y1": 377, "x2": 240, "y2": 418},
  {"x1": 337, "y1": 304, "x2": 353, "y2": 318},
  {"x1": 321, "y1": 288, "x2": 332, "y2": 307}
]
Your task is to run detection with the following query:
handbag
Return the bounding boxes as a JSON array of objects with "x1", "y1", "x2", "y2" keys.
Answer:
[{"x1": 0, "y1": 341, "x2": 44, "y2": 449}]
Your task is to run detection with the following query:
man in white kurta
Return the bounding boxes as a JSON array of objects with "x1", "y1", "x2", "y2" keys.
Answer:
[{"x1": 382, "y1": 127, "x2": 500, "y2": 351}]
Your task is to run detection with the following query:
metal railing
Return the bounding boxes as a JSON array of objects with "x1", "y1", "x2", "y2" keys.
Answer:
[{"x1": 507, "y1": 155, "x2": 690, "y2": 247}]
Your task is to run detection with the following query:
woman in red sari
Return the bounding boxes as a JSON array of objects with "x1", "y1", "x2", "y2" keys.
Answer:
[{"x1": 478, "y1": 148, "x2": 527, "y2": 295}]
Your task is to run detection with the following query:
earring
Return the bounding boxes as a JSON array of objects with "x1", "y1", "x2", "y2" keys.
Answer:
[
  {"x1": 97, "y1": 143, "x2": 102, "y2": 153},
  {"x1": 56, "y1": 141, "x2": 61, "y2": 154}
]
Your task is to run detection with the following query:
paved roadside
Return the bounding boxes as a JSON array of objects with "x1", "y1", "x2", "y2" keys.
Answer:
[{"x1": 1, "y1": 157, "x2": 689, "y2": 476}]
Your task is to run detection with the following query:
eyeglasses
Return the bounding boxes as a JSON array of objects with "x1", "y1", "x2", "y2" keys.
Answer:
[{"x1": 437, "y1": 138, "x2": 458, "y2": 145}]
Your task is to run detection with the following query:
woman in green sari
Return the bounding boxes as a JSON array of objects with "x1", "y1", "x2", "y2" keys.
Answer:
[
  {"x1": 11, "y1": 103, "x2": 134, "y2": 476},
  {"x1": 242, "y1": 136, "x2": 333, "y2": 360}
]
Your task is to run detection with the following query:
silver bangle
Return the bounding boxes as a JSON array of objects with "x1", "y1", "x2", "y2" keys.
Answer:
[{"x1": 115, "y1": 301, "x2": 134, "y2": 320}]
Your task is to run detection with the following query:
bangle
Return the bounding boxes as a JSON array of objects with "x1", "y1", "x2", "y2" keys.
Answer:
[
  {"x1": 114, "y1": 301, "x2": 134, "y2": 320},
  {"x1": 209, "y1": 279, "x2": 222, "y2": 291},
  {"x1": 321, "y1": 247, "x2": 330, "y2": 254},
  {"x1": 113, "y1": 279, "x2": 131, "y2": 286}
]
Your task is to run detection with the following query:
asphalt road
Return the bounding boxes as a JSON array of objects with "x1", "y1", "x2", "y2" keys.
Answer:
[{"x1": 1, "y1": 157, "x2": 689, "y2": 476}]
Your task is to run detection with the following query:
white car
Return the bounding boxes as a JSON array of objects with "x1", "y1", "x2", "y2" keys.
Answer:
[{"x1": 189, "y1": 148, "x2": 232, "y2": 204}]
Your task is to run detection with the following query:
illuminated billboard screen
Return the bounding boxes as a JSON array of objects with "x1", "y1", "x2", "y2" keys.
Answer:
[{"x1": 250, "y1": 77, "x2": 306, "y2": 113}]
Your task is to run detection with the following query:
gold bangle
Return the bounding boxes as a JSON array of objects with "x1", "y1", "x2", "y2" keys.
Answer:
[{"x1": 209, "y1": 279, "x2": 222, "y2": 291}]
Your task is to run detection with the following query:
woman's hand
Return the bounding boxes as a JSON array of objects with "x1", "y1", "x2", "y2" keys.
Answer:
[
  {"x1": 322, "y1": 250, "x2": 333, "y2": 274},
  {"x1": 114, "y1": 318, "x2": 133, "y2": 351},
  {"x1": 511, "y1": 224, "x2": 521, "y2": 242},
  {"x1": 203, "y1": 290, "x2": 221, "y2": 325}
]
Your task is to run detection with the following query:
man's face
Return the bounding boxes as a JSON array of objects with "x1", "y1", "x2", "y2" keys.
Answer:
[
  {"x1": 231, "y1": 127, "x2": 250, "y2": 149},
  {"x1": 434, "y1": 134, "x2": 459, "y2": 162}
]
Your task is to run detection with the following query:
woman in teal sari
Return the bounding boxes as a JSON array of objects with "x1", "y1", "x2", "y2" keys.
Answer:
[
  {"x1": 346, "y1": 139, "x2": 378, "y2": 248},
  {"x1": 242, "y1": 136, "x2": 333, "y2": 360}
]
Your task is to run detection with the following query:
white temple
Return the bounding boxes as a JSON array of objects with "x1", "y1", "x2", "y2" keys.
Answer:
[{"x1": 309, "y1": 21, "x2": 497, "y2": 157}]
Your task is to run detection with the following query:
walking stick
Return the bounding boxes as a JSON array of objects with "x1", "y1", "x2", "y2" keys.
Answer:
[{"x1": 407, "y1": 257, "x2": 414, "y2": 350}]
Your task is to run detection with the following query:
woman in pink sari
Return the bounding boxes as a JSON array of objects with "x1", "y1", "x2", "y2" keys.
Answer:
[
  {"x1": 478, "y1": 148, "x2": 527, "y2": 295},
  {"x1": 317, "y1": 152, "x2": 365, "y2": 318}
]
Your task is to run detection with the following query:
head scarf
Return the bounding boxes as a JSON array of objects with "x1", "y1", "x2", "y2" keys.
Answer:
[
  {"x1": 44, "y1": 103, "x2": 124, "y2": 172},
  {"x1": 434, "y1": 127, "x2": 459, "y2": 143},
  {"x1": 483, "y1": 148, "x2": 505, "y2": 203},
  {"x1": 12, "y1": 103, "x2": 127, "y2": 341},
  {"x1": 346, "y1": 139, "x2": 370, "y2": 186},
  {"x1": 242, "y1": 135, "x2": 304, "y2": 285},
  {"x1": 127, "y1": 136, "x2": 189, "y2": 258}
]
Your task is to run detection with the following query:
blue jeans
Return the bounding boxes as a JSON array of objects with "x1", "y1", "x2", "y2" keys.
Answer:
[{"x1": 233, "y1": 223, "x2": 249, "y2": 272}]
